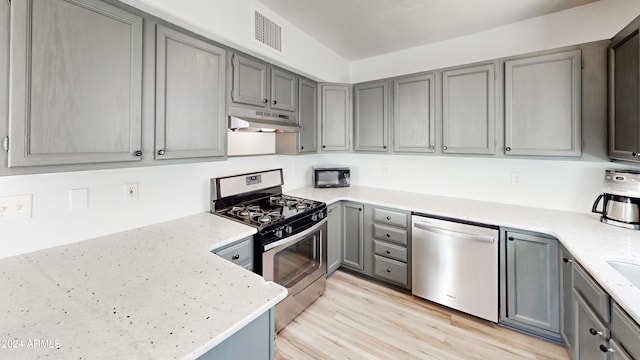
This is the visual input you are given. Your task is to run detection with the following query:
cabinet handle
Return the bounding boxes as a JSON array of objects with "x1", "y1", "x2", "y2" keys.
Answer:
[
  {"x1": 272, "y1": 100, "x2": 277, "y2": 105},
  {"x1": 134, "y1": 150, "x2": 142, "y2": 156},
  {"x1": 386, "y1": 250, "x2": 391, "y2": 254},
  {"x1": 563, "y1": 258, "x2": 573, "y2": 263},
  {"x1": 599, "y1": 345, "x2": 614, "y2": 353},
  {"x1": 589, "y1": 328, "x2": 603, "y2": 336},
  {"x1": 508, "y1": 237, "x2": 514, "y2": 241},
  {"x1": 386, "y1": 233, "x2": 390, "y2": 238},
  {"x1": 359, "y1": 208, "x2": 362, "y2": 211},
  {"x1": 428, "y1": 145, "x2": 435, "y2": 149},
  {"x1": 322, "y1": 145, "x2": 326, "y2": 149},
  {"x1": 386, "y1": 216, "x2": 391, "y2": 220},
  {"x1": 386, "y1": 268, "x2": 391, "y2": 273},
  {"x1": 157, "y1": 149, "x2": 165, "y2": 156},
  {"x1": 263, "y1": 99, "x2": 268, "y2": 103},
  {"x1": 443, "y1": 146, "x2": 448, "y2": 150},
  {"x1": 232, "y1": 254, "x2": 240, "y2": 260},
  {"x1": 300, "y1": 146, "x2": 304, "y2": 150},
  {"x1": 505, "y1": 147, "x2": 512, "y2": 152},
  {"x1": 383, "y1": 145, "x2": 387, "y2": 149}
]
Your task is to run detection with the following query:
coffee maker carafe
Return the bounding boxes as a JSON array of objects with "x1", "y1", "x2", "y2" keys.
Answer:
[{"x1": 592, "y1": 170, "x2": 640, "y2": 230}]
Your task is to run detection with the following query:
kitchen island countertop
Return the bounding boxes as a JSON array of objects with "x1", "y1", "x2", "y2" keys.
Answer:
[
  {"x1": 288, "y1": 185, "x2": 640, "y2": 325},
  {"x1": 0, "y1": 213, "x2": 286, "y2": 359}
]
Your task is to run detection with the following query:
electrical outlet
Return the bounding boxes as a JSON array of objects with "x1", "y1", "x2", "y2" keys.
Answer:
[
  {"x1": 0, "y1": 194, "x2": 33, "y2": 221},
  {"x1": 510, "y1": 172, "x2": 522, "y2": 186},
  {"x1": 124, "y1": 183, "x2": 139, "y2": 202}
]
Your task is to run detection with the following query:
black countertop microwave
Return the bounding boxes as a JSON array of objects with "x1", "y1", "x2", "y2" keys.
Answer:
[{"x1": 313, "y1": 166, "x2": 350, "y2": 188}]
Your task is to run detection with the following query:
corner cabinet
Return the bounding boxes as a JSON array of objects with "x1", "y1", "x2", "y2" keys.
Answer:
[
  {"x1": 442, "y1": 63, "x2": 496, "y2": 155},
  {"x1": 500, "y1": 229, "x2": 561, "y2": 342},
  {"x1": 320, "y1": 84, "x2": 352, "y2": 151},
  {"x1": 609, "y1": 15, "x2": 640, "y2": 162},
  {"x1": 393, "y1": 73, "x2": 436, "y2": 153},
  {"x1": 504, "y1": 50, "x2": 582, "y2": 157},
  {"x1": 8, "y1": 0, "x2": 143, "y2": 167},
  {"x1": 326, "y1": 202, "x2": 343, "y2": 275},
  {"x1": 154, "y1": 25, "x2": 226, "y2": 160},
  {"x1": 341, "y1": 202, "x2": 365, "y2": 272},
  {"x1": 354, "y1": 80, "x2": 390, "y2": 152}
]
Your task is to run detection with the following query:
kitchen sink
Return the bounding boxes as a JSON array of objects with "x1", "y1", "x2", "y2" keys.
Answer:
[{"x1": 607, "y1": 260, "x2": 640, "y2": 288}]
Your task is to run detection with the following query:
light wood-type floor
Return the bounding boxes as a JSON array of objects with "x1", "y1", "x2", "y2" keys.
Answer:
[{"x1": 275, "y1": 270, "x2": 570, "y2": 360}]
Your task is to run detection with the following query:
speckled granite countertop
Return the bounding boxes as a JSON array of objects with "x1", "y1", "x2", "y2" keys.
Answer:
[
  {"x1": 288, "y1": 186, "x2": 640, "y2": 325},
  {"x1": 0, "y1": 213, "x2": 286, "y2": 359}
]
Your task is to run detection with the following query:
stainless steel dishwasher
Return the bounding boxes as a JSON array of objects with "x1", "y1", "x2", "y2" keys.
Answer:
[{"x1": 411, "y1": 214, "x2": 499, "y2": 322}]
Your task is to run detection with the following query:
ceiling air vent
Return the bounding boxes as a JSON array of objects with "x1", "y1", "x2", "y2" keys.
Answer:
[{"x1": 254, "y1": 11, "x2": 282, "y2": 52}]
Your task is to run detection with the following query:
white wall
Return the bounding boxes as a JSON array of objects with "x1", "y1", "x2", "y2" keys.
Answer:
[
  {"x1": 0, "y1": 155, "x2": 318, "y2": 259},
  {"x1": 120, "y1": 0, "x2": 349, "y2": 82},
  {"x1": 349, "y1": 0, "x2": 640, "y2": 82}
]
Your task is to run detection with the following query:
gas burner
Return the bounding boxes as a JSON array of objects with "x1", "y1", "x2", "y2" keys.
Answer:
[
  {"x1": 250, "y1": 210, "x2": 283, "y2": 224},
  {"x1": 229, "y1": 205, "x2": 261, "y2": 217},
  {"x1": 295, "y1": 201, "x2": 309, "y2": 210},
  {"x1": 269, "y1": 195, "x2": 291, "y2": 206}
]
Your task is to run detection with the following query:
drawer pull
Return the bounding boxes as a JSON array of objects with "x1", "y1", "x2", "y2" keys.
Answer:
[
  {"x1": 386, "y1": 268, "x2": 391, "y2": 273},
  {"x1": 589, "y1": 328, "x2": 603, "y2": 336},
  {"x1": 232, "y1": 254, "x2": 240, "y2": 260},
  {"x1": 563, "y1": 258, "x2": 572, "y2": 263},
  {"x1": 386, "y1": 250, "x2": 391, "y2": 254},
  {"x1": 599, "y1": 345, "x2": 614, "y2": 353},
  {"x1": 386, "y1": 233, "x2": 390, "y2": 238},
  {"x1": 386, "y1": 216, "x2": 391, "y2": 220}
]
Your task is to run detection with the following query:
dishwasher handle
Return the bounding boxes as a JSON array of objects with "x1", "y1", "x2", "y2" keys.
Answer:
[{"x1": 413, "y1": 222, "x2": 495, "y2": 243}]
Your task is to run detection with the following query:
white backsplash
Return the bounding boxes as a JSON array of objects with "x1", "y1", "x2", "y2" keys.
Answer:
[{"x1": 0, "y1": 153, "x2": 633, "y2": 259}]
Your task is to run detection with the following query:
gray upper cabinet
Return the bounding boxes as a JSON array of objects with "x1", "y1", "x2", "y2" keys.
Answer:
[
  {"x1": 231, "y1": 54, "x2": 268, "y2": 108},
  {"x1": 500, "y1": 230, "x2": 561, "y2": 342},
  {"x1": 8, "y1": 0, "x2": 143, "y2": 167},
  {"x1": 155, "y1": 25, "x2": 226, "y2": 160},
  {"x1": 393, "y1": 74, "x2": 436, "y2": 153},
  {"x1": 320, "y1": 84, "x2": 352, "y2": 151},
  {"x1": 504, "y1": 50, "x2": 582, "y2": 157},
  {"x1": 442, "y1": 63, "x2": 496, "y2": 154},
  {"x1": 354, "y1": 80, "x2": 389, "y2": 152},
  {"x1": 609, "y1": 17, "x2": 640, "y2": 162},
  {"x1": 271, "y1": 68, "x2": 297, "y2": 112},
  {"x1": 298, "y1": 78, "x2": 318, "y2": 153}
]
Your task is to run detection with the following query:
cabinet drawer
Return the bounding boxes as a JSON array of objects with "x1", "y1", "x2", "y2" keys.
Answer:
[
  {"x1": 373, "y1": 240, "x2": 407, "y2": 262},
  {"x1": 214, "y1": 238, "x2": 254, "y2": 268},
  {"x1": 373, "y1": 224, "x2": 407, "y2": 245},
  {"x1": 573, "y1": 264, "x2": 610, "y2": 322},
  {"x1": 373, "y1": 208, "x2": 408, "y2": 228},
  {"x1": 610, "y1": 338, "x2": 634, "y2": 360},
  {"x1": 611, "y1": 303, "x2": 640, "y2": 358},
  {"x1": 373, "y1": 255, "x2": 408, "y2": 286}
]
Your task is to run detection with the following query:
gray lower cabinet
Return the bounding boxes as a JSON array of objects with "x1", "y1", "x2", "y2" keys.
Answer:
[
  {"x1": 500, "y1": 230, "x2": 561, "y2": 342},
  {"x1": 574, "y1": 290, "x2": 609, "y2": 360},
  {"x1": 504, "y1": 49, "x2": 582, "y2": 157},
  {"x1": 155, "y1": 25, "x2": 226, "y2": 160},
  {"x1": 609, "y1": 15, "x2": 640, "y2": 162},
  {"x1": 366, "y1": 205, "x2": 410, "y2": 289},
  {"x1": 320, "y1": 84, "x2": 352, "y2": 151},
  {"x1": 341, "y1": 202, "x2": 365, "y2": 272},
  {"x1": 560, "y1": 246, "x2": 575, "y2": 354},
  {"x1": 610, "y1": 338, "x2": 634, "y2": 360},
  {"x1": 326, "y1": 202, "x2": 343, "y2": 275},
  {"x1": 198, "y1": 309, "x2": 274, "y2": 360},
  {"x1": 393, "y1": 73, "x2": 436, "y2": 153},
  {"x1": 611, "y1": 303, "x2": 640, "y2": 360},
  {"x1": 442, "y1": 63, "x2": 496, "y2": 155},
  {"x1": 8, "y1": 0, "x2": 143, "y2": 167},
  {"x1": 231, "y1": 53, "x2": 268, "y2": 107},
  {"x1": 270, "y1": 68, "x2": 297, "y2": 112},
  {"x1": 354, "y1": 80, "x2": 389, "y2": 152},
  {"x1": 213, "y1": 236, "x2": 254, "y2": 271}
]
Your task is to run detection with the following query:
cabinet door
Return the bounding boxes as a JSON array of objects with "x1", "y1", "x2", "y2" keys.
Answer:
[
  {"x1": 560, "y1": 247, "x2": 575, "y2": 355},
  {"x1": 354, "y1": 80, "x2": 389, "y2": 152},
  {"x1": 155, "y1": 25, "x2": 226, "y2": 160},
  {"x1": 442, "y1": 63, "x2": 495, "y2": 154},
  {"x1": 393, "y1": 74, "x2": 436, "y2": 153},
  {"x1": 609, "y1": 29, "x2": 640, "y2": 161},
  {"x1": 271, "y1": 68, "x2": 297, "y2": 112},
  {"x1": 327, "y1": 202, "x2": 343, "y2": 275},
  {"x1": 342, "y1": 202, "x2": 364, "y2": 271},
  {"x1": 320, "y1": 84, "x2": 352, "y2": 151},
  {"x1": 504, "y1": 50, "x2": 581, "y2": 156},
  {"x1": 502, "y1": 231, "x2": 560, "y2": 340},
  {"x1": 232, "y1": 54, "x2": 268, "y2": 107},
  {"x1": 298, "y1": 78, "x2": 317, "y2": 153},
  {"x1": 574, "y1": 290, "x2": 609, "y2": 360},
  {"x1": 8, "y1": 0, "x2": 143, "y2": 167}
]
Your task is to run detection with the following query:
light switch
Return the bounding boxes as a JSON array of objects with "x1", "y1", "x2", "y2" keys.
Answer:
[{"x1": 69, "y1": 188, "x2": 89, "y2": 210}]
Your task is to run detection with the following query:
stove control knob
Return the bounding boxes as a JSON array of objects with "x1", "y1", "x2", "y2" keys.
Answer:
[
  {"x1": 311, "y1": 213, "x2": 318, "y2": 222},
  {"x1": 317, "y1": 211, "x2": 325, "y2": 219},
  {"x1": 275, "y1": 229, "x2": 283, "y2": 238},
  {"x1": 285, "y1": 225, "x2": 293, "y2": 234}
]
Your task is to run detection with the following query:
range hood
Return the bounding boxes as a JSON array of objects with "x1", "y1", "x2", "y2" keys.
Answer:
[{"x1": 228, "y1": 106, "x2": 300, "y2": 132}]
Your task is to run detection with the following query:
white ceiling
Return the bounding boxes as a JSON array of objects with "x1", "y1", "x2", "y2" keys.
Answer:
[{"x1": 258, "y1": 0, "x2": 599, "y2": 61}]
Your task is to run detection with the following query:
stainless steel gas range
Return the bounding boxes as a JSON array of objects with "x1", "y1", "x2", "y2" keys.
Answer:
[{"x1": 210, "y1": 169, "x2": 327, "y2": 332}]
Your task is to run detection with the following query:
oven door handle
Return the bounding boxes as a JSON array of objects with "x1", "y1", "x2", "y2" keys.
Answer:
[{"x1": 264, "y1": 218, "x2": 328, "y2": 251}]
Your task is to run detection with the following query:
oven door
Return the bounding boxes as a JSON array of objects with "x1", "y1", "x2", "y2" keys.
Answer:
[{"x1": 263, "y1": 219, "x2": 327, "y2": 296}]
